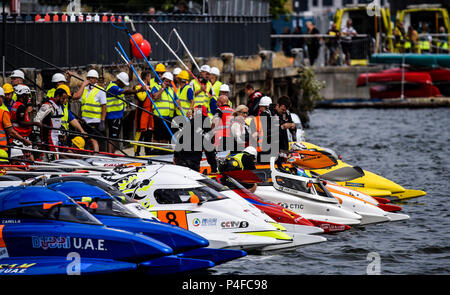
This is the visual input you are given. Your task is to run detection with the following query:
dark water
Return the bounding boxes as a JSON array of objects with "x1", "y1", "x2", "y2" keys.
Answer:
[{"x1": 212, "y1": 108, "x2": 450, "y2": 275}]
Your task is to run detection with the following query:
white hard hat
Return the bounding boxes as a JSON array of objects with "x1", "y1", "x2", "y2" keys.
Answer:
[
  {"x1": 162, "y1": 72, "x2": 173, "y2": 81},
  {"x1": 243, "y1": 146, "x2": 257, "y2": 157},
  {"x1": 14, "y1": 85, "x2": 31, "y2": 96},
  {"x1": 51, "y1": 73, "x2": 66, "y2": 83},
  {"x1": 116, "y1": 72, "x2": 129, "y2": 86},
  {"x1": 173, "y1": 67, "x2": 182, "y2": 76},
  {"x1": 259, "y1": 96, "x2": 272, "y2": 107},
  {"x1": 200, "y1": 65, "x2": 210, "y2": 73},
  {"x1": 210, "y1": 67, "x2": 220, "y2": 76},
  {"x1": 10, "y1": 70, "x2": 25, "y2": 79},
  {"x1": 219, "y1": 84, "x2": 230, "y2": 93},
  {"x1": 10, "y1": 148, "x2": 23, "y2": 158},
  {"x1": 0, "y1": 87, "x2": 4, "y2": 96},
  {"x1": 86, "y1": 69, "x2": 99, "y2": 78}
]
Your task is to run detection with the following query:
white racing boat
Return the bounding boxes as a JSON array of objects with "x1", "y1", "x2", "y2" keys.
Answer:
[
  {"x1": 254, "y1": 158, "x2": 364, "y2": 226},
  {"x1": 76, "y1": 164, "x2": 326, "y2": 251},
  {"x1": 148, "y1": 164, "x2": 325, "y2": 236},
  {"x1": 324, "y1": 181, "x2": 410, "y2": 222}
]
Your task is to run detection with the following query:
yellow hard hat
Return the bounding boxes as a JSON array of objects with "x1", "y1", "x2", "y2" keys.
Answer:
[
  {"x1": 72, "y1": 136, "x2": 85, "y2": 150},
  {"x1": 177, "y1": 70, "x2": 190, "y2": 81},
  {"x1": 2, "y1": 83, "x2": 14, "y2": 94},
  {"x1": 155, "y1": 63, "x2": 166, "y2": 73},
  {"x1": 57, "y1": 84, "x2": 71, "y2": 96},
  {"x1": 0, "y1": 149, "x2": 8, "y2": 162}
]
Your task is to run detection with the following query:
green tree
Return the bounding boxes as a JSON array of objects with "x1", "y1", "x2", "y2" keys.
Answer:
[{"x1": 270, "y1": 0, "x2": 289, "y2": 18}]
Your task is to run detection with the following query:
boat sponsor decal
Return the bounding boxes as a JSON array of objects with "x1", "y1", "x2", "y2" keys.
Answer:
[
  {"x1": 0, "y1": 263, "x2": 36, "y2": 274},
  {"x1": 1, "y1": 219, "x2": 21, "y2": 224},
  {"x1": 345, "y1": 182, "x2": 365, "y2": 188},
  {"x1": 157, "y1": 210, "x2": 188, "y2": 230},
  {"x1": 319, "y1": 223, "x2": 348, "y2": 232},
  {"x1": 32, "y1": 236, "x2": 71, "y2": 250},
  {"x1": 278, "y1": 202, "x2": 304, "y2": 210},
  {"x1": 32, "y1": 236, "x2": 107, "y2": 251},
  {"x1": 193, "y1": 217, "x2": 217, "y2": 227},
  {"x1": 220, "y1": 221, "x2": 249, "y2": 229}
]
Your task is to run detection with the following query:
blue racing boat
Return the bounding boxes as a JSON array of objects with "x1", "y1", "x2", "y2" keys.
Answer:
[
  {"x1": 47, "y1": 181, "x2": 246, "y2": 270},
  {"x1": 0, "y1": 186, "x2": 173, "y2": 275}
]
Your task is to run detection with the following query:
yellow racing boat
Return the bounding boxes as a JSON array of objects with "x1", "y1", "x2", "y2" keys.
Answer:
[{"x1": 300, "y1": 142, "x2": 426, "y2": 200}]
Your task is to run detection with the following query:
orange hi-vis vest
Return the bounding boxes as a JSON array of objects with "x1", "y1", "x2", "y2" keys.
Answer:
[
  {"x1": 10, "y1": 101, "x2": 31, "y2": 137},
  {"x1": 213, "y1": 106, "x2": 234, "y2": 147},
  {"x1": 0, "y1": 109, "x2": 9, "y2": 150}
]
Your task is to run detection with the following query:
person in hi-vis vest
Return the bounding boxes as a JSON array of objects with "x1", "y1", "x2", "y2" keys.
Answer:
[{"x1": 71, "y1": 69, "x2": 106, "y2": 152}]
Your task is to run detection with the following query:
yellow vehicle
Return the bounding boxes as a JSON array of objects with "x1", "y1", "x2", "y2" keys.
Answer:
[
  {"x1": 333, "y1": 4, "x2": 394, "y2": 65},
  {"x1": 395, "y1": 4, "x2": 450, "y2": 53}
]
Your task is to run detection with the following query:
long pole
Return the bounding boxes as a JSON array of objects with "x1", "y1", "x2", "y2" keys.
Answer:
[
  {"x1": 115, "y1": 42, "x2": 177, "y2": 143},
  {"x1": 172, "y1": 28, "x2": 201, "y2": 72},
  {"x1": 147, "y1": 24, "x2": 201, "y2": 85},
  {"x1": 117, "y1": 19, "x2": 188, "y2": 120}
]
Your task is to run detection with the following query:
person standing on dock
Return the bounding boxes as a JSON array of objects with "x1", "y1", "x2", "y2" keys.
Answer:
[
  {"x1": 174, "y1": 70, "x2": 194, "y2": 119},
  {"x1": 105, "y1": 72, "x2": 139, "y2": 154},
  {"x1": 208, "y1": 67, "x2": 222, "y2": 116},
  {"x1": 34, "y1": 87, "x2": 65, "y2": 161},
  {"x1": 191, "y1": 65, "x2": 213, "y2": 115},
  {"x1": 71, "y1": 69, "x2": 107, "y2": 152},
  {"x1": 341, "y1": 19, "x2": 357, "y2": 66},
  {"x1": 306, "y1": 21, "x2": 320, "y2": 66},
  {"x1": 46, "y1": 73, "x2": 68, "y2": 99},
  {"x1": 151, "y1": 72, "x2": 176, "y2": 144},
  {"x1": 0, "y1": 88, "x2": 32, "y2": 153},
  {"x1": 134, "y1": 71, "x2": 154, "y2": 156},
  {"x1": 10, "y1": 85, "x2": 39, "y2": 146},
  {"x1": 2, "y1": 84, "x2": 15, "y2": 112},
  {"x1": 244, "y1": 83, "x2": 263, "y2": 117},
  {"x1": 9, "y1": 70, "x2": 27, "y2": 103},
  {"x1": 274, "y1": 96, "x2": 296, "y2": 152}
]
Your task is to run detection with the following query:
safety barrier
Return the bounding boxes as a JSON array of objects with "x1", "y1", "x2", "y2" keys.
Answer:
[{"x1": 0, "y1": 13, "x2": 271, "y2": 70}]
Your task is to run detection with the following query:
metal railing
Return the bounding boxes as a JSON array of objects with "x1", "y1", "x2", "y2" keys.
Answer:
[{"x1": 271, "y1": 34, "x2": 372, "y2": 66}]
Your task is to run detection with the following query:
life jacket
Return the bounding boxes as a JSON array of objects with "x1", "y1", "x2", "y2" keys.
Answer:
[
  {"x1": 176, "y1": 83, "x2": 192, "y2": 117},
  {"x1": 106, "y1": 82, "x2": 125, "y2": 114},
  {"x1": 81, "y1": 85, "x2": 103, "y2": 120},
  {"x1": 213, "y1": 106, "x2": 234, "y2": 147},
  {"x1": 0, "y1": 109, "x2": 9, "y2": 150},
  {"x1": 135, "y1": 85, "x2": 153, "y2": 131},
  {"x1": 152, "y1": 84, "x2": 175, "y2": 117},
  {"x1": 219, "y1": 152, "x2": 247, "y2": 172},
  {"x1": 10, "y1": 100, "x2": 31, "y2": 137}
]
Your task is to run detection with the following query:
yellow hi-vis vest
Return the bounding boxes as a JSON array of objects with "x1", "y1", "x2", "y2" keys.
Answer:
[
  {"x1": 61, "y1": 103, "x2": 69, "y2": 130},
  {"x1": 191, "y1": 79, "x2": 212, "y2": 109},
  {"x1": 81, "y1": 86, "x2": 103, "y2": 120},
  {"x1": 106, "y1": 82, "x2": 125, "y2": 113},
  {"x1": 152, "y1": 84, "x2": 175, "y2": 118},
  {"x1": 176, "y1": 84, "x2": 192, "y2": 117},
  {"x1": 212, "y1": 80, "x2": 222, "y2": 98},
  {"x1": 225, "y1": 152, "x2": 245, "y2": 170},
  {"x1": 46, "y1": 88, "x2": 56, "y2": 98}
]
